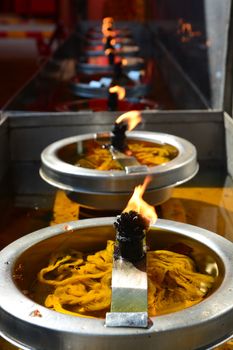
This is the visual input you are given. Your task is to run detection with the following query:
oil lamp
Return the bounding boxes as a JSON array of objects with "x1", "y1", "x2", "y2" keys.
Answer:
[
  {"x1": 1, "y1": 215, "x2": 233, "y2": 349},
  {"x1": 111, "y1": 110, "x2": 142, "y2": 152},
  {"x1": 115, "y1": 176, "x2": 157, "y2": 262},
  {"x1": 108, "y1": 85, "x2": 126, "y2": 111},
  {"x1": 40, "y1": 109, "x2": 199, "y2": 210},
  {"x1": 104, "y1": 36, "x2": 115, "y2": 52},
  {"x1": 106, "y1": 177, "x2": 157, "y2": 328},
  {"x1": 115, "y1": 210, "x2": 148, "y2": 261}
]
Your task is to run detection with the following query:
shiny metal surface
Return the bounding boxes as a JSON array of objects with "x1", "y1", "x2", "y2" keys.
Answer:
[
  {"x1": 40, "y1": 131, "x2": 198, "y2": 209},
  {"x1": 105, "y1": 312, "x2": 148, "y2": 328},
  {"x1": 84, "y1": 45, "x2": 140, "y2": 57},
  {"x1": 109, "y1": 146, "x2": 148, "y2": 174},
  {"x1": 106, "y1": 247, "x2": 148, "y2": 327},
  {"x1": 77, "y1": 57, "x2": 145, "y2": 74},
  {"x1": 0, "y1": 218, "x2": 233, "y2": 350},
  {"x1": 70, "y1": 80, "x2": 149, "y2": 99},
  {"x1": 86, "y1": 37, "x2": 134, "y2": 46},
  {"x1": 65, "y1": 186, "x2": 173, "y2": 210},
  {"x1": 87, "y1": 28, "x2": 132, "y2": 39}
]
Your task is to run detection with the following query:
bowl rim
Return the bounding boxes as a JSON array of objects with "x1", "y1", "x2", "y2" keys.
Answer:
[
  {"x1": 40, "y1": 131, "x2": 199, "y2": 194},
  {"x1": 0, "y1": 217, "x2": 233, "y2": 339}
]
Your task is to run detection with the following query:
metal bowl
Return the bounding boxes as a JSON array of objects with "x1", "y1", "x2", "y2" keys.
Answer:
[
  {"x1": 55, "y1": 98, "x2": 158, "y2": 112},
  {"x1": 87, "y1": 37, "x2": 134, "y2": 47},
  {"x1": 77, "y1": 56, "x2": 145, "y2": 74},
  {"x1": 71, "y1": 63, "x2": 151, "y2": 99},
  {"x1": 40, "y1": 131, "x2": 198, "y2": 210},
  {"x1": 87, "y1": 28, "x2": 132, "y2": 39},
  {"x1": 83, "y1": 45, "x2": 140, "y2": 57},
  {"x1": 0, "y1": 218, "x2": 233, "y2": 350},
  {"x1": 70, "y1": 79, "x2": 149, "y2": 99}
]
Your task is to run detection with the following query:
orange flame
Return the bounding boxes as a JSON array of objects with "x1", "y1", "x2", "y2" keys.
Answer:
[
  {"x1": 102, "y1": 17, "x2": 114, "y2": 24},
  {"x1": 102, "y1": 17, "x2": 114, "y2": 37},
  {"x1": 102, "y1": 28, "x2": 111, "y2": 37},
  {"x1": 121, "y1": 58, "x2": 128, "y2": 66},
  {"x1": 105, "y1": 48, "x2": 114, "y2": 56},
  {"x1": 115, "y1": 110, "x2": 142, "y2": 131},
  {"x1": 123, "y1": 176, "x2": 157, "y2": 225},
  {"x1": 109, "y1": 85, "x2": 126, "y2": 100},
  {"x1": 102, "y1": 25, "x2": 112, "y2": 37},
  {"x1": 111, "y1": 38, "x2": 116, "y2": 46}
]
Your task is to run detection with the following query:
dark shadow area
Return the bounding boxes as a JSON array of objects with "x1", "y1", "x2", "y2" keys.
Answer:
[{"x1": 150, "y1": 0, "x2": 211, "y2": 104}]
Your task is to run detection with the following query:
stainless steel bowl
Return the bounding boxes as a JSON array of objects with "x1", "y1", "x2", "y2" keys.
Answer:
[
  {"x1": 0, "y1": 218, "x2": 233, "y2": 350},
  {"x1": 87, "y1": 28, "x2": 132, "y2": 39},
  {"x1": 70, "y1": 80, "x2": 149, "y2": 99},
  {"x1": 40, "y1": 131, "x2": 199, "y2": 210},
  {"x1": 86, "y1": 37, "x2": 134, "y2": 47},
  {"x1": 77, "y1": 57, "x2": 145, "y2": 74},
  {"x1": 83, "y1": 45, "x2": 140, "y2": 57}
]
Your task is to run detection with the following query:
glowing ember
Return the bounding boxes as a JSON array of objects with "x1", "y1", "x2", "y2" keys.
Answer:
[
  {"x1": 115, "y1": 110, "x2": 142, "y2": 131},
  {"x1": 123, "y1": 176, "x2": 157, "y2": 225},
  {"x1": 109, "y1": 85, "x2": 126, "y2": 100}
]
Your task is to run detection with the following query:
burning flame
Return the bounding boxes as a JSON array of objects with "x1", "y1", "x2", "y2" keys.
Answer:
[
  {"x1": 111, "y1": 38, "x2": 116, "y2": 46},
  {"x1": 102, "y1": 25, "x2": 111, "y2": 37},
  {"x1": 102, "y1": 17, "x2": 114, "y2": 25},
  {"x1": 115, "y1": 110, "x2": 142, "y2": 131},
  {"x1": 109, "y1": 85, "x2": 126, "y2": 100},
  {"x1": 121, "y1": 58, "x2": 128, "y2": 66},
  {"x1": 105, "y1": 48, "x2": 114, "y2": 56},
  {"x1": 102, "y1": 17, "x2": 114, "y2": 37},
  {"x1": 102, "y1": 27, "x2": 111, "y2": 37},
  {"x1": 123, "y1": 176, "x2": 157, "y2": 225}
]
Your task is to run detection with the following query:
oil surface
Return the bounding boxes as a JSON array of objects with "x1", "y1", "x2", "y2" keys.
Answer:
[{"x1": 58, "y1": 139, "x2": 179, "y2": 170}]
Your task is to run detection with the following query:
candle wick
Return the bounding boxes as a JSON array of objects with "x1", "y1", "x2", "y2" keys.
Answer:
[
  {"x1": 111, "y1": 121, "x2": 128, "y2": 152},
  {"x1": 114, "y1": 210, "x2": 148, "y2": 262}
]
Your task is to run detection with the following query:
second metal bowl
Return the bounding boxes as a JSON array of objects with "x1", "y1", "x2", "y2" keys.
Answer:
[{"x1": 40, "y1": 131, "x2": 198, "y2": 210}]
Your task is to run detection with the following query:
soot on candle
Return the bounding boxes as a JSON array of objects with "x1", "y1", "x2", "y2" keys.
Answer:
[
  {"x1": 111, "y1": 121, "x2": 128, "y2": 151},
  {"x1": 108, "y1": 91, "x2": 118, "y2": 111},
  {"x1": 104, "y1": 36, "x2": 114, "y2": 51},
  {"x1": 114, "y1": 210, "x2": 149, "y2": 262}
]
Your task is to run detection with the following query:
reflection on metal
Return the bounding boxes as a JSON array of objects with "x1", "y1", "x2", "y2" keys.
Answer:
[
  {"x1": 106, "y1": 312, "x2": 148, "y2": 328},
  {"x1": 106, "y1": 254, "x2": 148, "y2": 328},
  {"x1": 109, "y1": 147, "x2": 148, "y2": 174}
]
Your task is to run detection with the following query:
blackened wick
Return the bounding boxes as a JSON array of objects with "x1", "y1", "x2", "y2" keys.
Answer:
[
  {"x1": 114, "y1": 210, "x2": 149, "y2": 262},
  {"x1": 111, "y1": 121, "x2": 128, "y2": 151}
]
